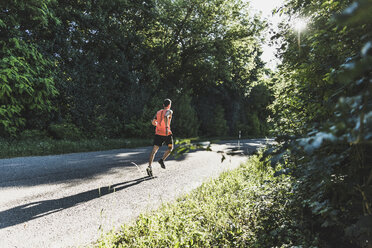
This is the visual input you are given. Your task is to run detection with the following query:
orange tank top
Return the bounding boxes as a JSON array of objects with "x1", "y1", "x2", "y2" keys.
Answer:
[{"x1": 155, "y1": 108, "x2": 172, "y2": 136}]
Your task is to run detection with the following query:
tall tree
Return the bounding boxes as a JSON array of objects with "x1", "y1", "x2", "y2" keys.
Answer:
[
  {"x1": 151, "y1": 0, "x2": 268, "y2": 136},
  {"x1": 1, "y1": 0, "x2": 271, "y2": 139},
  {"x1": 49, "y1": 0, "x2": 159, "y2": 136},
  {"x1": 0, "y1": 0, "x2": 58, "y2": 136}
]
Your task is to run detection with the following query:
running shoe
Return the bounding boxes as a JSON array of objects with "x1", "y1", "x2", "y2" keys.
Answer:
[
  {"x1": 146, "y1": 166, "x2": 153, "y2": 177},
  {"x1": 158, "y1": 159, "x2": 166, "y2": 169}
]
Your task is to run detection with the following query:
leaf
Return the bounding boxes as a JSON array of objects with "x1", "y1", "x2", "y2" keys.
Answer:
[{"x1": 0, "y1": 19, "x2": 5, "y2": 28}]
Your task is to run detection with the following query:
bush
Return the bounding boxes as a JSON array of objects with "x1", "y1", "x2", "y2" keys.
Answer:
[
  {"x1": 247, "y1": 112, "x2": 261, "y2": 136},
  {"x1": 172, "y1": 93, "x2": 199, "y2": 138},
  {"x1": 203, "y1": 105, "x2": 228, "y2": 137},
  {"x1": 18, "y1": 129, "x2": 49, "y2": 140},
  {"x1": 124, "y1": 118, "x2": 152, "y2": 138},
  {"x1": 48, "y1": 122, "x2": 83, "y2": 140},
  {"x1": 124, "y1": 97, "x2": 164, "y2": 139},
  {"x1": 94, "y1": 115, "x2": 125, "y2": 138}
]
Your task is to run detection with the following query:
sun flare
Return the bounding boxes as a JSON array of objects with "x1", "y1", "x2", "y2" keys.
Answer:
[{"x1": 294, "y1": 19, "x2": 307, "y2": 32}]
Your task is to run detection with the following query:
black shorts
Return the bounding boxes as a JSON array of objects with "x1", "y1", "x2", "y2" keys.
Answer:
[{"x1": 153, "y1": 134, "x2": 173, "y2": 147}]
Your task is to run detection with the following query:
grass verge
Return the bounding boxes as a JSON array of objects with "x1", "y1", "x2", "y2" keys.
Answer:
[
  {"x1": 0, "y1": 138, "x2": 152, "y2": 159},
  {"x1": 0, "y1": 135, "x2": 249, "y2": 159},
  {"x1": 96, "y1": 155, "x2": 309, "y2": 248}
]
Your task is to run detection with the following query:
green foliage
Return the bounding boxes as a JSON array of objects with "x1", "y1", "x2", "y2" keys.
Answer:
[
  {"x1": 0, "y1": 0, "x2": 58, "y2": 136},
  {"x1": 124, "y1": 97, "x2": 164, "y2": 138},
  {"x1": 97, "y1": 156, "x2": 316, "y2": 248},
  {"x1": 248, "y1": 83, "x2": 273, "y2": 135},
  {"x1": 201, "y1": 104, "x2": 229, "y2": 137},
  {"x1": 18, "y1": 129, "x2": 48, "y2": 141},
  {"x1": 246, "y1": 112, "x2": 260, "y2": 135},
  {"x1": 212, "y1": 105, "x2": 229, "y2": 137},
  {"x1": 124, "y1": 119, "x2": 152, "y2": 139},
  {"x1": 48, "y1": 122, "x2": 83, "y2": 140},
  {"x1": 0, "y1": 38, "x2": 57, "y2": 136},
  {"x1": 1, "y1": 0, "x2": 273, "y2": 140},
  {"x1": 268, "y1": 0, "x2": 372, "y2": 247},
  {"x1": 227, "y1": 81, "x2": 274, "y2": 137},
  {"x1": 172, "y1": 92, "x2": 199, "y2": 138},
  {"x1": 0, "y1": 137, "x2": 152, "y2": 159},
  {"x1": 50, "y1": 0, "x2": 159, "y2": 133}
]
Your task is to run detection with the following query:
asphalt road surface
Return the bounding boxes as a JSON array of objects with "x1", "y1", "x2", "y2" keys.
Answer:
[{"x1": 0, "y1": 138, "x2": 272, "y2": 248}]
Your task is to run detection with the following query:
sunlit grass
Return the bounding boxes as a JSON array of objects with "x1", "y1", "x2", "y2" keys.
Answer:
[
  {"x1": 0, "y1": 138, "x2": 152, "y2": 159},
  {"x1": 96, "y1": 155, "x2": 295, "y2": 248}
]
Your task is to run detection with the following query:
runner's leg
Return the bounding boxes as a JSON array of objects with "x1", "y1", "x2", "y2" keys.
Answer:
[
  {"x1": 149, "y1": 145, "x2": 159, "y2": 167},
  {"x1": 162, "y1": 135, "x2": 173, "y2": 161},
  {"x1": 162, "y1": 144, "x2": 173, "y2": 160}
]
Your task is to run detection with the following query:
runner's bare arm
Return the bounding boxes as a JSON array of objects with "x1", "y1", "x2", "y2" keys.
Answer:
[
  {"x1": 164, "y1": 110, "x2": 172, "y2": 135},
  {"x1": 151, "y1": 114, "x2": 157, "y2": 126},
  {"x1": 164, "y1": 114, "x2": 169, "y2": 135}
]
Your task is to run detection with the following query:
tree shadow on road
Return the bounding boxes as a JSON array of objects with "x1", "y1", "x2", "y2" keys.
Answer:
[
  {"x1": 0, "y1": 145, "x2": 198, "y2": 188},
  {"x1": 0, "y1": 176, "x2": 155, "y2": 229},
  {"x1": 0, "y1": 139, "x2": 270, "y2": 188}
]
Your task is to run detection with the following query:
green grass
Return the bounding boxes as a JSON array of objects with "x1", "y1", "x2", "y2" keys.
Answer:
[
  {"x1": 0, "y1": 135, "x2": 258, "y2": 159},
  {"x1": 0, "y1": 138, "x2": 152, "y2": 159},
  {"x1": 0, "y1": 132, "x2": 268, "y2": 159},
  {"x1": 96, "y1": 156, "x2": 304, "y2": 248}
]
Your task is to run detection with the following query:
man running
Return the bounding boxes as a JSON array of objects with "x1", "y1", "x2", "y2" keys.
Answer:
[{"x1": 147, "y1": 99, "x2": 173, "y2": 177}]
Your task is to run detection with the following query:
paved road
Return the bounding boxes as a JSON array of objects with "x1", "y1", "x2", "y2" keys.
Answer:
[{"x1": 0, "y1": 139, "x2": 272, "y2": 248}]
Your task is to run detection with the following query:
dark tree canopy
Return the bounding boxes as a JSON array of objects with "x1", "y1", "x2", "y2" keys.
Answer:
[{"x1": 1, "y1": 0, "x2": 270, "y2": 138}]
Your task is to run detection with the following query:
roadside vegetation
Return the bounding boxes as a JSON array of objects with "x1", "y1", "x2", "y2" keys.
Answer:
[
  {"x1": 0, "y1": 129, "x2": 248, "y2": 159},
  {"x1": 0, "y1": 128, "x2": 250, "y2": 158},
  {"x1": 0, "y1": 123, "x2": 153, "y2": 158},
  {"x1": 265, "y1": 0, "x2": 372, "y2": 247},
  {"x1": 0, "y1": 137, "x2": 152, "y2": 159},
  {"x1": 96, "y1": 155, "x2": 308, "y2": 248}
]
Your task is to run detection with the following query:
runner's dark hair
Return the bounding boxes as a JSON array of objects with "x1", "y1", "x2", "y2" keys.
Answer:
[{"x1": 163, "y1": 99, "x2": 171, "y2": 107}]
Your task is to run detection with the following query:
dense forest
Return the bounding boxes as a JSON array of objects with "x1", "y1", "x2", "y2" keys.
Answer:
[
  {"x1": 1, "y1": 0, "x2": 371, "y2": 247},
  {"x1": 1, "y1": 0, "x2": 272, "y2": 139}
]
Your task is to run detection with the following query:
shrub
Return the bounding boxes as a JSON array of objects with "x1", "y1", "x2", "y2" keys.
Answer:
[
  {"x1": 247, "y1": 112, "x2": 261, "y2": 136},
  {"x1": 172, "y1": 93, "x2": 199, "y2": 138},
  {"x1": 124, "y1": 118, "x2": 152, "y2": 138},
  {"x1": 203, "y1": 105, "x2": 228, "y2": 137},
  {"x1": 48, "y1": 122, "x2": 83, "y2": 140},
  {"x1": 18, "y1": 129, "x2": 49, "y2": 140}
]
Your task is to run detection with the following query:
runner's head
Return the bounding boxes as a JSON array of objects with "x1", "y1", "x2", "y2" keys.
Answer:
[{"x1": 163, "y1": 99, "x2": 171, "y2": 108}]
